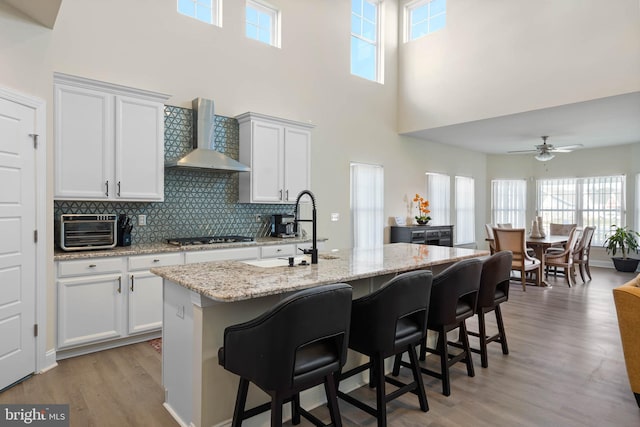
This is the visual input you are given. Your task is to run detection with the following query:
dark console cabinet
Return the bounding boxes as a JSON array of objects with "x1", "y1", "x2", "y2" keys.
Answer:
[{"x1": 390, "y1": 225, "x2": 454, "y2": 247}]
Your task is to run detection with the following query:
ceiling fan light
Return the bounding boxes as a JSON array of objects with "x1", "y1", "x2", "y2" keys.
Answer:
[{"x1": 535, "y1": 151, "x2": 555, "y2": 162}]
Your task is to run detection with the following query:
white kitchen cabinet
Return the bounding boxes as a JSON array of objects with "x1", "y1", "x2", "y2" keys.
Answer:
[
  {"x1": 54, "y1": 73, "x2": 169, "y2": 201},
  {"x1": 57, "y1": 257, "x2": 126, "y2": 349},
  {"x1": 56, "y1": 252, "x2": 183, "y2": 358},
  {"x1": 127, "y1": 253, "x2": 183, "y2": 334},
  {"x1": 236, "y1": 112, "x2": 313, "y2": 204}
]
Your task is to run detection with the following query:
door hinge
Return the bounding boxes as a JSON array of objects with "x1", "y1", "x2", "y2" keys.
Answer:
[
  {"x1": 34, "y1": 230, "x2": 38, "y2": 243},
  {"x1": 29, "y1": 133, "x2": 39, "y2": 149},
  {"x1": 34, "y1": 324, "x2": 38, "y2": 337}
]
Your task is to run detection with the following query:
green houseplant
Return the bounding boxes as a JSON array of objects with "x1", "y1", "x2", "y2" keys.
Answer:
[{"x1": 603, "y1": 225, "x2": 640, "y2": 272}]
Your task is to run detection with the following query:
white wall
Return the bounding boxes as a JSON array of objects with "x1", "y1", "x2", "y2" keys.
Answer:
[
  {"x1": 0, "y1": 0, "x2": 491, "y2": 350},
  {"x1": 398, "y1": 0, "x2": 640, "y2": 133}
]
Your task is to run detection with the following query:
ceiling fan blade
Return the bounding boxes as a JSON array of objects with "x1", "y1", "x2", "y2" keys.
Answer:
[
  {"x1": 550, "y1": 144, "x2": 584, "y2": 153},
  {"x1": 507, "y1": 149, "x2": 538, "y2": 154}
]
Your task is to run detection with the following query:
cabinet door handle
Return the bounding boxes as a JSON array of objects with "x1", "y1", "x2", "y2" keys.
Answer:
[
  {"x1": 279, "y1": 189, "x2": 283, "y2": 201},
  {"x1": 88, "y1": 264, "x2": 97, "y2": 268},
  {"x1": 105, "y1": 180, "x2": 109, "y2": 197},
  {"x1": 117, "y1": 181, "x2": 121, "y2": 197},
  {"x1": 153, "y1": 259, "x2": 160, "y2": 263},
  {"x1": 285, "y1": 190, "x2": 289, "y2": 200},
  {"x1": 117, "y1": 276, "x2": 122, "y2": 294},
  {"x1": 130, "y1": 275, "x2": 134, "y2": 292}
]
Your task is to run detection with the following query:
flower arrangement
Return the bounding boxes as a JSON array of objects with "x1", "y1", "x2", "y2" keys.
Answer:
[{"x1": 413, "y1": 193, "x2": 431, "y2": 224}]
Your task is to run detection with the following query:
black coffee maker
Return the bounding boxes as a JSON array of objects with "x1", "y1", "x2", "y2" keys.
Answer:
[{"x1": 271, "y1": 214, "x2": 296, "y2": 238}]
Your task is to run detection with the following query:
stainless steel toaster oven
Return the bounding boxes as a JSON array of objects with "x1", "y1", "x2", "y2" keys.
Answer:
[{"x1": 56, "y1": 214, "x2": 118, "y2": 251}]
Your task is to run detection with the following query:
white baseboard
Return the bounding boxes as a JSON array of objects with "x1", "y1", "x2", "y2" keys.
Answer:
[{"x1": 38, "y1": 349, "x2": 58, "y2": 373}]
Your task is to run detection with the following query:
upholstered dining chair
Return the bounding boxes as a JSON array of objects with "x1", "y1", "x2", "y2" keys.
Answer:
[
  {"x1": 218, "y1": 283, "x2": 352, "y2": 427},
  {"x1": 573, "y1": 226, "x2": 596, "y2": 282},
  {"x1": 549, "y1": 223, "x2": 577, "y2": 236},
  {"x1": 544, "y1": 227, "x2": 580, "y2": 287},
  {"x1": 485, "y1": 224, "x2": 496, "y2": 254},
  {"x1": 493, "y1": 227, "x2": 542, "y2": 291}
]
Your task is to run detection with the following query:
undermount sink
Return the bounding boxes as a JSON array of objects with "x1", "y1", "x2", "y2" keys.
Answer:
[
  {"x1": 241, "y1": 254, "x2": 339, "y2": 268},
  {"x1": 241, "y1": 257, "x2": 308, "y2": 268}
]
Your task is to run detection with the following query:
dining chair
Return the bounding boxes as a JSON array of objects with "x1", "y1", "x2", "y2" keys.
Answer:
[
  {"x1": 544, "y1": 227, "x2": 580, "y2": 287},
  {"x1": 485, "y1": 224, "x2": 496, "y2": 254},
  {"x1": 549, "y1": 223, "x2": 577, "y2": 236},
  {"x1": 572, "y1": 226, "x2": 596, "y2": 282},
  {"x1": 493, "y1": 227, "x2": 542, "y2": 291}
]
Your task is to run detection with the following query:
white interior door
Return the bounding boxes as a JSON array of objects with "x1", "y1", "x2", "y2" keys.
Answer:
[{"x1": 0, "y1": 97, "x2": 36, "y2": 390}]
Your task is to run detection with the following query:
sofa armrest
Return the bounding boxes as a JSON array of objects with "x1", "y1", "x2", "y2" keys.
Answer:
[{"x1": 613, "y1": 274, "x2": 640, "y2": 394}]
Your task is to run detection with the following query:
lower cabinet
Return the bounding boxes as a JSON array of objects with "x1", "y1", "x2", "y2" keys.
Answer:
[
  {"x1": 56, "y1": 252, "x2": 183, "y2": 357},
  {"x1": 57, "y1": 272, "x2": 125, "y2": 349}
]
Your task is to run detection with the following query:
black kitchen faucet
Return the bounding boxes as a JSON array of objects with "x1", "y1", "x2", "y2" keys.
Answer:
[{"x1": 294, "y1": 190, "x2": 318, "y2": 264}]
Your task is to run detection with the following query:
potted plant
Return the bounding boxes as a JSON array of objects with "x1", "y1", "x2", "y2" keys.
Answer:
[
  {"x1": 603, "y1": 225, "x2": 640, "y2": 272},
  {"x1": 413, "y1": 194, "x2": 431, "y2": 225}
]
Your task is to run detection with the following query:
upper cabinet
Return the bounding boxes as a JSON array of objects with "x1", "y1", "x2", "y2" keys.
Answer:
[
  {"x1": 236, "y1": 112, "x2": 313, "y2": 204},
  {"x1": 54, "y1": 73, "x2": 170, "y2": 201}
]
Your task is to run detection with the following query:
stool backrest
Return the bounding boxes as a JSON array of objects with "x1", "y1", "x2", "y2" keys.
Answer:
[
  {"x1": 477, "y1": 251, "x2": 513, "y2": 309},
  {"x1": 428, "y1": 258, "x2": 483, "y2": 325},
  {"x1": 221, "y1": 283, "x2": 352, "y2": 390},
  {"x1": 348, "y1": 270, "x2": 433, "y2": 357}
]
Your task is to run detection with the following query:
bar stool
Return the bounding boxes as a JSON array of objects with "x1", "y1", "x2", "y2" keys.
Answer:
[
  {"x1": 337, "y1": 270, "x2": 433, "y2": 427},
  {"x1": 218, "y1": 283, "x2": 352, "y2": 427},
  {"x1": 417, "y1": 258, "x2": 482, "y2": 396},
  {"x1": 468, "y1": 251, "x2": 513, "y2": 368}
]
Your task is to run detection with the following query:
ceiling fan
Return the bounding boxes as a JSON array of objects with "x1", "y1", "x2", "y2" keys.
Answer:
[{"x1": 508, "y1": 136, "x2": 583, "y2": 161}]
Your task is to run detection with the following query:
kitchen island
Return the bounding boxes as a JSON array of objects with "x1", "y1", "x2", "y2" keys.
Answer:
[{"x1": 151, "y1": 243, "x2": 489, "y2": 427}]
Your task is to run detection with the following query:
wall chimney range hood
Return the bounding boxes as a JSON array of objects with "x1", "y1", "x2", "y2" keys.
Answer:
[{"x1": 165, "y1": 98, "x2": 251, "y2": 172}]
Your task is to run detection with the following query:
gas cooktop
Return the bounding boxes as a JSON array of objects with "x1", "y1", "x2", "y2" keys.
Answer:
[{"x1": 167, "y1": 236, "x2": 254, "y2": 246}]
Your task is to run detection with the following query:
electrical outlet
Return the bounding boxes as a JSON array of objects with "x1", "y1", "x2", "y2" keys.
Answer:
[
  {"x1": 138, "y1": 214, "x2": 147, "y2": 226},
  {"x1": 331, "y1": 213, "x2": 340, "y2": 222},
  {"x1": 255, "y1": 214, "x2": 263, "y2": 223}
]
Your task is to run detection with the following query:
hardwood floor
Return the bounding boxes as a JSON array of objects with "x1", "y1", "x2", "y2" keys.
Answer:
[{"x1": 2, "y1": 267, "x2": 639, "y2": 426}]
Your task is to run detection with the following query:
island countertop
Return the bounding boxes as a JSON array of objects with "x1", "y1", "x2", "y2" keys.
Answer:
[{"x1": 151, "y1": 243, "x2": 489, "y2": 302}]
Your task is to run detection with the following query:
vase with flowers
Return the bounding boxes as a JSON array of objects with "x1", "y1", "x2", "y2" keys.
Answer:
[{"x1": 413, "y1": 194, "x2": 431, "y2": 225}]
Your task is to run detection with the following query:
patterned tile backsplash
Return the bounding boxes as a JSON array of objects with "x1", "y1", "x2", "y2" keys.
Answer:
[{"x1": 54, "y1": 105, "x2": 294, "y2": 244}]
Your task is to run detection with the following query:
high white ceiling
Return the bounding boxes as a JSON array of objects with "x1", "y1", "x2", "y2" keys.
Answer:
[{"x1": 403, "y1": 91, "x2": 640, "y2": 155}]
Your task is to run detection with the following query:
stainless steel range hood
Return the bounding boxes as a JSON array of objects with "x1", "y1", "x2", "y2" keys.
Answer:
[{"x1": 164, "y1": 98, "x2": 250, "y2": 172}]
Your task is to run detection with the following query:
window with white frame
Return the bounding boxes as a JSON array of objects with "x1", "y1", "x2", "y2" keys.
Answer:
[
  {"x1": 537, "y1": 175, "x2": 625, "y2": 245},
  {"x1": 405, "y1": 0, "x2": 446, "y2": 42},
  {"x1": 425, "y1": 172, "x2": 450, "y2": 226},
  {"x1": 455, "y1": 176, "x2": 475, "y2": 245},
  {"x1": 351, "y1": 0, "x2": 381, "y2": 82},
  {"x1": 246, "y1": 0, "x2": 280, "y2": 47},
  {"x1": 491, "y1": 179, "x2": 527, "y2": 228},
  {"x1": 351, "y1": 162, "x2": 384, "y2": 248},
  {"x1": 177, "y1": 0, "x2": 221, "y2": 26}
]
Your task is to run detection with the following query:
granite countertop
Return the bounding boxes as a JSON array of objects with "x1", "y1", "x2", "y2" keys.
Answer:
[
  {"x1": 150, "y1": 243, "x2": 489, "y2": 303},
  {"x1": 53, "y1": 236, "x2": 326, "y2": 261}
]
